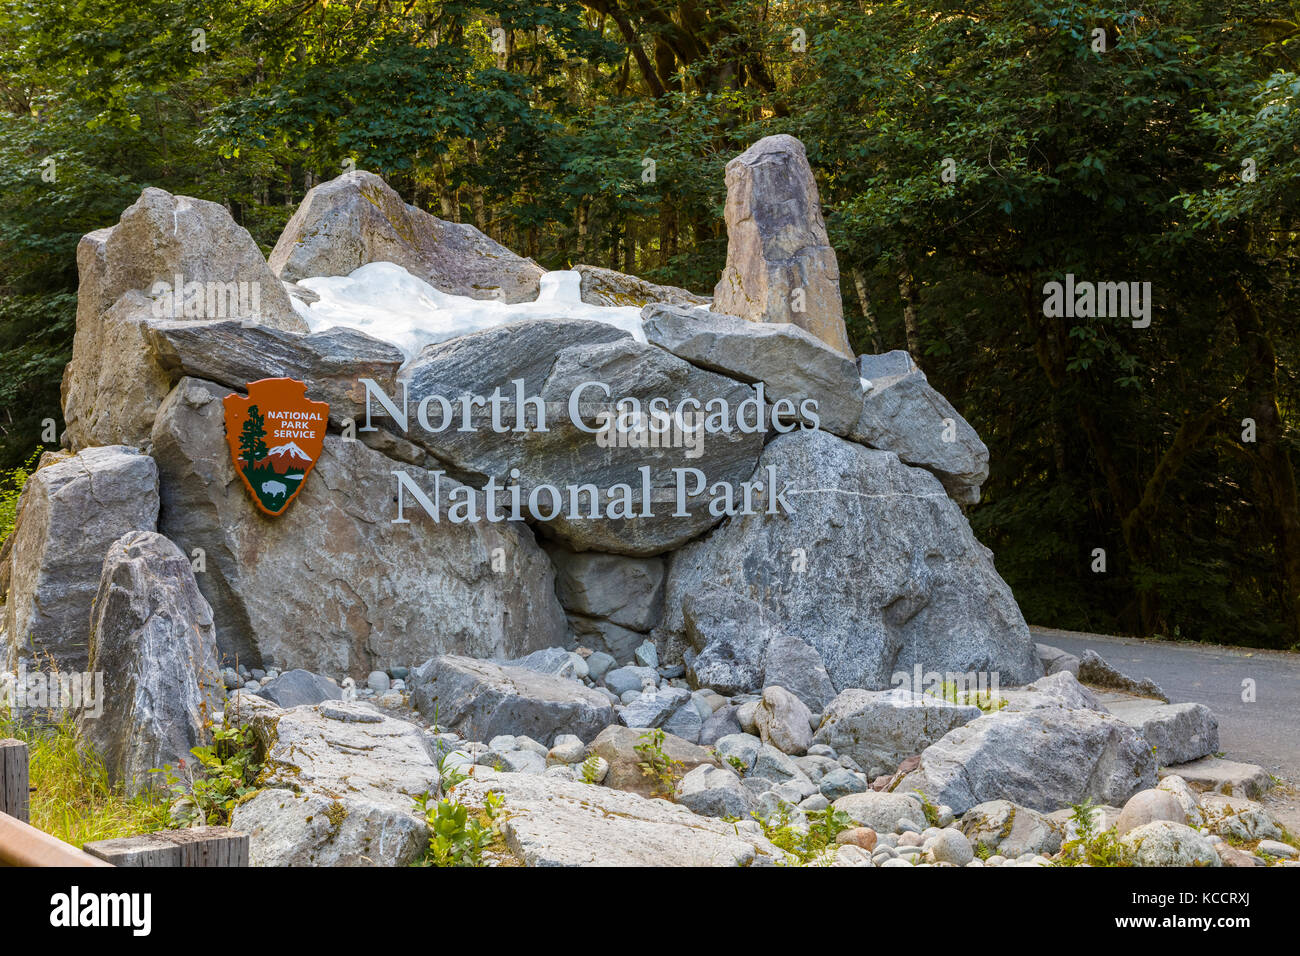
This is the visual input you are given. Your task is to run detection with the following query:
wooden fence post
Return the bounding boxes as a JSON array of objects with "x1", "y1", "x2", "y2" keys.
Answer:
[
  {"x1": 0, "y1": 739, "x2": 30, "y2": 824},
  {"x1": 82, "y1": 827, "x2": 249, "y2": 867}
]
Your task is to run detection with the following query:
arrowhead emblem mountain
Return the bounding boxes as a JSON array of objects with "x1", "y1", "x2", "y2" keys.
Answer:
[{"x1": 222, "y1": 378, "x2": 330, "y2": 516}]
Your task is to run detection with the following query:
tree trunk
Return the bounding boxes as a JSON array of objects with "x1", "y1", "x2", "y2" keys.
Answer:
[
  {"x1": 897, "y1": 266, "x2": 920, "y2": 356},
  {"x1": 851, "y1": 267, "x2": 881, "y2": 352},
  {"x1": 1231, "y1": 283, "x2": 1300, "y2": 643}
]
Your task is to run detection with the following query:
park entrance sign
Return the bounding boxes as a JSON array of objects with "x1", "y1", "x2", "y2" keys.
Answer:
[{"x1": 222, "y1": 377, "x2": 328, "y2": 516}]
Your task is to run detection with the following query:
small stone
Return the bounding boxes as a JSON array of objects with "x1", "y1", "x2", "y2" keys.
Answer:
[
  {"x1": 836, "y1": 827, "x2": 878, "y2": 851},
  {"x1": 514, "y1": 735, "x2": 549, "y2": 757},
  {"x1": 547, "y1": 735, "x2": 586, "y2": 766},
  {"x1": 586, "y1": 651, "x2": 616, "y2": 682},
  {"x1": 577, "y1": 754, "x2": 610, "y2": 784},
  {"x1": 605, "y1": 665, "x2": 657, "y2": 697},
  {"x1": 1116, "y1": 788, "x2": 1187, "y2": 836},
  {"x1": 752, "y1": 744, "x2": 804, "y2": 784},
  {"x1": 499, "y1": 750, "x2": 547, "y2": 774},
  {"x1": 367, "y1": 670, "x2": 391, "y2": 693},
  {"x1": 715, "y1": 733, "x2": 762, "y2": 774},
  {"x1": 928, "y1": 828, "x2": 974, "y2": 866},
  {"x1": 662, "y1": 703, "x2": 704, "y2": 743},
  {"x1": 774, "y1": 778, "x2": 816, "y2": 803},
  {"x1": 1257, "y1": 840, "x2": 1299, "y2": 859},
  {"x1": 819, "y1": 767, "x2": 866, "y2": 800},
  {"x1": 1216, "y1": 844, "x2": 1261, "y2": 867},
  {"x1": 675, "y1": 764, "x2": 754, "y2": 819},
  {"x1": 834, "y1": 844, "x2": 872, "y2": 867},
  {"x1": 800, "y1": 794, "x2": 830, "y2": 813},
  {"x1": 754, "y1": 685, "x2": 813, "y2": 755},
  {"x1": 736, "y1": 700, "x2": 760, "y2": 735},
  {"x1": 634, "y1": 640, "x2": 659, "y2": 669}
]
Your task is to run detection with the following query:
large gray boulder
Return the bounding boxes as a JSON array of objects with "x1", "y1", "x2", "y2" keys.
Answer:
[
  {"x1": 411, "y1": 655, "x2": 614, "y2": 746},
  {"x1": 255, "y1": 669, "x2": 343, "y2": 709},
  {"x1": 587, "y1": 724, "x2": 719, "y2": 798},
  {"x1": 641, "y1": 304, "x2": 863, "y2": 435},
  {"x1": 1121, "y1": 820, "x2": 1221, "y2": 867},
  {"x1": 831, "y1": 791, "x2": 927, "y2": 833},
  {"x1": 544, "y1": 545, "x2": 665, "y2": 633},
  {"x1": 813, "y1": 688, "x2": 982, "y2": 773},
  {"x1": 675, "y1": 764, "x2": 756, "y2": 819},
  {"x1": 269, "y1": 170, "x2": 544, "y2": 302},
  {"x1": 1035, "y1": 642, "x2": 1081, "y2": 676},
  {"x1": 712, "y1": 135, "x2": 852, "y2": 356},
  {"x1": 230, "y1": 697, "x2": 440, "y2": 866},
  {"x1": 959, "y1": 800, "x2": 1064, "y2": 858},
  {"x1": 1105, "y1": 699, "x2": 1219, "y2": 766},
  {"x1": 904, "y1": 707, "x2": 1158, "y2": 814},
  {"x1": 567, "y1": 615, "x2": 647, "y2": 664},
  {"x1": 852, "y1": 351, "x2": 989, "y2": 506},
  {"x1": 1077, "y1": 649, "x2": 1169, "y2": 702},
  {"x1": 62, "y1": 188, "x2": 305, "y2": 451},
  {"x1": 454, "y1": 769, "x2": 786, "y2": 866},
  {"x1": 574, "y1": 263, "x2": 710, "y2": 308},
  {"x1": 759, "y1": 633, "x2": 837, "y2": 712},
  {"x1": 78, "y1": 531, "x2": 223, "y2": 795},
  {"x1": 999, "y1": 671, "x2": 1107, "y2": 713},
  {"x1": 232, "y1": 788, "x2": 427, "y2": 867},
  {"x1": 400, "y1": 321, "x2": 766, "y2": 555},
  {"x1": 150, "y1": 377, "x2": 565, "y2": 673},
  {"x1": 247, "y1": 699, "x2": 441, "y2": 808},
  {"x1": 659, "y1": 429, "x2": 1042, "y2": 692},
  {"x1": 59, "y1": 289, "x2": 175, "y2": 454},
  {"x1": 3, "y1": 446, "x2": 159, "y2": 673},
  {"x1": 678, "y1": 593, "x2": 834, "y2": 710},
  {"x1": 143, "y1": 319, "x2": 405, "y2": 428}
]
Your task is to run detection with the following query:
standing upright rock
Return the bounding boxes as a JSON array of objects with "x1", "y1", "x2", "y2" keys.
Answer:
[
  {"x1": 3, "y1": 446, "x2": 159, "y2": 673},
  {"x1": 712, "y1": 135, "x2": 852, "y2": 356},
  {"x1": 61, "y1": 187, "x2": 306, "y2": 451},
  {"x1": 78, "y1": 531, "x2": 224, "y2": 795},
  {"x1": 269, "y1": 170, "x2": 545, "y2": 303}
]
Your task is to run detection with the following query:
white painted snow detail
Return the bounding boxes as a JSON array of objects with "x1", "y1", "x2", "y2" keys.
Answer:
[
  {"x1": 290, "y1": 262, "x2": 645, "y2": 361},
  {"x1": 267, "y1": 442, "x2": 312, "y2": 462}
]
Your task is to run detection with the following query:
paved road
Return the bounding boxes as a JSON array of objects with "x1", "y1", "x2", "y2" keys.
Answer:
[{"x1": 1031, "y1": 626, "x2": 1300, "y2": 781}]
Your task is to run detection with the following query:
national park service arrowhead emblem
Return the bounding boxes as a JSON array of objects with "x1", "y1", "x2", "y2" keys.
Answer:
[{"x1": 223, "y1": 378, "x2": 329, "y2": 516}]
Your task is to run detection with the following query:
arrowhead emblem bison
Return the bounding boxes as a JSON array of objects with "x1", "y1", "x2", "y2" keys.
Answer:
[{"x1": 222, "y1": 378, "x2": 329, "y2": 516}]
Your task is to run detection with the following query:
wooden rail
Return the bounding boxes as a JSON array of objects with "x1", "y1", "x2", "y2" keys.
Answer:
[
  {"x1": 0, "y1": 811, "x2": 114, "y2": 867},
  {"x1": 1, "y1": 737, "x2": 247, "y2": 867},
  {"x1": 1, "y1": 738, "x2": 110, "y2": 866}
]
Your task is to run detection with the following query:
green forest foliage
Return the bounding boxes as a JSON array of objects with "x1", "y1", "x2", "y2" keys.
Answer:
[{"x1": 0, "y1": 0, "x2": 1296, "y2": 647}]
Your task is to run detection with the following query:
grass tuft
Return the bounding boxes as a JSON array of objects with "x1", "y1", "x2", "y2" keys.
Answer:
[{"x1": 0, "y1": 711, "x2": 169, "y2": 846}]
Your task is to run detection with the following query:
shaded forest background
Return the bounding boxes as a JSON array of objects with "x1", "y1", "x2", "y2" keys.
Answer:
[{"x1": 0, "y1": 0, "x2": 1297, "y2": 648}]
